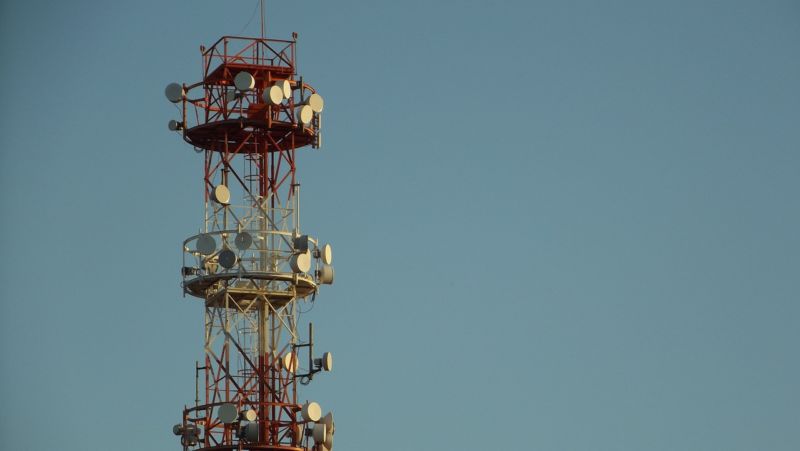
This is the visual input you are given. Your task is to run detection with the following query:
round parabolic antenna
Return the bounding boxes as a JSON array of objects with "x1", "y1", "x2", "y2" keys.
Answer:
[
  {"x1": 282, "y1": 353, "x2": 298, "y2": 373},
  {"x1": 321, "y1": 352, "x2": 333, "y2": 371},
  {"x1": 301, "y1": 402, "x2": 322, "y2": 422},
  {"x1": 168, "y1": 119, "x2": 181, "y2": 131},
  {"x1": 307, "y1": 93, "x2": 324, "y2": 113},
  {"x1": 321, "y1": 244, "x2": 333, "y2": 264},
  {"x1": 312, "y1": 423, "x2": 327, "y2": 442},
  {"x1": 242, "y1": 409, "x2": 257, "y2": 422},
  {"x1": 173, "y1": 424, "x2": 184, "y2": 436},
  {"x1": 281, "y1": 80, "x2": 292, "y2": 99},
  {"x1": 264, "y1": 85, "x2": 283, "y2": 105},
  {"x1": 298, "y1": 105, "x2": 313, "y2": 125},
  {"x1": 165, "y1": 82, "x2": 184, "y2": 103},
  {"x1": 234, "y1": 71, "x2": 255, "y2": 91},
  {"x1": 235, "y1": 231, "x2": 253, "y2": 250},
  {"x1": 319, "y1": 264, "x2": 334, "y2": 285},
  {"x1": 218, "y1": 403, "x2": 238, "y2": 423},
  {"x1": 290, "y1": 252, "x2": 311, "y2": 273},
  {"x1": 324, "y1": 431, "x2": 334, "y2": 449},
  {"x1": 196, "y1": 234, "x2": 216, "y2": 255},
  {"x1": 212, "y1": 185, "x2": 231, "y2": 205},
  {"x1": 218, "y1": 249, "x2": 237, "y2": 269},
  {"x1": 321, "y1": 412, "x2": 335, "y2": 432}
]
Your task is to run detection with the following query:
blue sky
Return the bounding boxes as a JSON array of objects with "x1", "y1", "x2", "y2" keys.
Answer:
[{"x1": 1, "y1": 1, "x2": 798, "y2": 450}]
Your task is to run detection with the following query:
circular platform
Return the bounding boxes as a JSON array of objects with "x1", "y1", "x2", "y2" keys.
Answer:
[
  {"x1": 184, "y1": 119, "x2": 316, "y2": 153},
  {"x1": 183, "y1": 271, "x2": 317, "y2": 305}
]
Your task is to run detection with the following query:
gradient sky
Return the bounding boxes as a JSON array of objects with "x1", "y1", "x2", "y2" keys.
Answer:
[{"x1": 1, "y1": 1, "x2": 798, "y2": 450}]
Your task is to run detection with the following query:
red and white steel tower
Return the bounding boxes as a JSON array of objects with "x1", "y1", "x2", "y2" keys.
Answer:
[{"x1": 164, "y1": 11, "x2": 337, "y2": 451}]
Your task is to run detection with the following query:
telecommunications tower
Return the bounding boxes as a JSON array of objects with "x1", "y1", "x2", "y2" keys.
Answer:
[{"x1": 164, "y1": 6, "x2": 337, "y2": 451}]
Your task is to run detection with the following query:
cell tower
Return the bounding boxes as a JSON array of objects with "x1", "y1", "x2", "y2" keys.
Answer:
[{"x1": 164, "y1": 6, "x2": 336, "y2": 451}]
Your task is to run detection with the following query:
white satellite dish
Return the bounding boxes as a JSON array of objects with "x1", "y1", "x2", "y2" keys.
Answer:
[
  {"x1": 320, "y1": 244, "x2": 333, "y2": 265},
  {"x1": 318, "y1": 264, "x2": 334, "y2": 285},
  {"x1": 218, "y1": 403, "x2": 238, "y2": 423},
  {"x1": 307, "y1": 93, "x2": 324, "y2": 113},
  {"x1": 218, "y1": 249, "x2": 237, "y2": 269},
  {"x1": 241, "y1": 409, "x2": 257, "y2": 422},
  {"x1": 297, "y1": 105, "x2": 313, "y2": 125},
  {"x1": 290, "y1": 252, "x2": 311, "y2": 273},
  {"x1": 197, "y1": 234, "x2": 216, "y2": 255},
  {"x1": 168, "y1": 119, "x2": 182, "y2": 131},
  {"x1": 281, "y1": 80, "x2": 292, "y2": 99},
  {"x1": 321, "y1": 352, "x2": 333, "y2": 371},
  {"x1": 312, "y1": 423, "x2": 327, "y2": 442},
  {"x1": 235, "y1": 231, "x2": 253, "y2": 250},
  {"x1": 212, "y1": 185, "x2": 231, "y2": 205},
  {"x1": 324, "y1": 431, "x2": 334, "y2": 450},
  {"x1": 165, "y1": 83, "x2": 184, "y2": 103},
  {"x1": 301, "y1": 402, "x2": 322, "y2": 422},
  {"x1": 282, "y1": 352, "x2": 298, "y2": 373},
  {"x1": 263, "y1": 85, "x2": 283, "y2": 105},
  {"x1": 234, "y1": 71, "x2": 255, "y2": 91},
  {"x1": 321, "y1": 412, "x2": 335, "y2": 433}
]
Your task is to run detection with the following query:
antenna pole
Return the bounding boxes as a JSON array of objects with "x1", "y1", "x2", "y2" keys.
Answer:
[{"x1": 260, "y1": 0, "x2": 265, "y2": 38}]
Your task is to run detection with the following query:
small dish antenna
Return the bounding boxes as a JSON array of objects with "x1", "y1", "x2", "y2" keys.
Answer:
[
  {"x1": 320, "y1": 244, "x2": 333, "y2": 264},
  {"x1": 168, "y1": 120, "x2": 183, "y2": 131},
  {"x1": 165, "y1": 83, "x2": 184, "y2": 103},
  {"x1": 318, "y1": 264, "x2": 334, "y2": 284},
  {"x1": 234, "y1": 71, "x2": 255, "y2": 91},
  {"x1": 324, "y1": 431, "x2": 334, "y2": 450},
  {"x1": 281, "y1": 80, "x2": 292, "y2": 99},
  {"x1": 312, "y1": 423, "x2": 327, "y2": 442},
  {"x1": 212, "y1": 185, "x2": 231, "y2": 205},
  {"x1": 301, "y1": 401, "x2": 322, "y2": 422},
  {"x1": 307, "y1": 93, "x2": 324, "y2": 113},
  {"x1": 297, "y1": 105, "x2": 313, "y2": 125},
  {"x1": 235, "y1": 231, "x2": 253, "y2": 250},
  {"x1": 264, "y1": 84, "x2": 284, "y2": 105},
  {"x1": 218, "y1": 403, "x2": 238, "y2": 423},
  {"x1": 218, "y1": 249, "x2": 237, "y2": 269},
  {"x1": 290, "y1": 252, "x2": 311, "y2": 273},
  {"x1": 294, "y1": 235, "x2": 310, "y2": 252},
  {"x1": 321, "y1": 411, "x2": 335, "y2": 434},
  {"x1": 196, "y1": 234, "x2": 216, "y2": 255},
  {"x1": 282, "y1": 352, "x2": 298, "y2": 373},
  {"x1": 240, "y1": 409, "x2": 257, "y2": 422}
]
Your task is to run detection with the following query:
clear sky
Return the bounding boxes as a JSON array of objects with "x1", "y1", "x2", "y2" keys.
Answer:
[{"x1": 1, "y1": 1, "x2": 798, "y2": 450}]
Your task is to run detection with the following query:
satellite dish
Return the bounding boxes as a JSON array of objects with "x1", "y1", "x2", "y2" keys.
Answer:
[
  {"x1": 197, "y1": 234, "x2": 216, "y2": 255},
  {"x1": 168, "y1": 119, "x2": 182, "y2": 131},
  {"x1": 263, "y1": 85, "x2": 283, "y2": 105},
  {"x1": 312, "y1": 423, "x2": 327, "y2": 442},
  {"x1": 235, "y1": 231, "x2": 253, "y2": 250},
  {"x1": 297, "y1": 105, "x2": 313, "y2": 125},
  {"x1": 218, "y1": 403, "x2": 238, "y2": 423},
  {"x1": 324, "y1": 431, "x2": 334, "y2": 450},
  {"x1": 241, "y1": 409, "x2": 257, "y2": 422},
  {"x1": 172, "y1": 424, "x2": 184, "y2": 436},
  {"x1": 290, "y1": 252, "x2": 311, "y2": 273},
  {"x1": 321, "y1": 352, "x2": 333, "y2": 371},
  {"x1": 301, "y1": 402, "x2": 322, "y2": 422},
  {"x1": 282, "y1": 352, "x2": 298, "y2": 373},
  {"x1": 218, "y1": 249, "x2": 237, "y2": 269},
  {"x1": 307, "y1": 93, "x2": 324, "y2": 113},
  {"x1": 321, "y1": 412, "x2": 335, "y2": 433},
  {"x1": 165, "y1": 83, "x2": 184, "y2": 103},
  {"x1": 234, "y1": 71, "x2": 255, "y2": 91},
  {"x1": 281, "y1": 80, "x2": 292, "y2": 99},
  {"x1": 318, "y1": 264, "x2": 334, "y2": 284},
  {"x1": 321, "y1": 244, "x2": 333, "y2": 264},
  {"x1": 212, "y1": 185, "x2": 231, "y2": 205}
]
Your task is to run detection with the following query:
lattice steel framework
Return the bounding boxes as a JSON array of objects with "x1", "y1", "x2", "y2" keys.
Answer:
[{"x1": 166, "y1": 33, "x2": 335, "y2": 451}]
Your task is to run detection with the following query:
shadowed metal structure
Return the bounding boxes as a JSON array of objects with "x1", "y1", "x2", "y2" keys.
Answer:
[{"x1": 165, "y1": 12, "x2": 336, "y2": 451}]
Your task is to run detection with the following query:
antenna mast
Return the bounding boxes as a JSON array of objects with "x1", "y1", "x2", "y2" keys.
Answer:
[{"x1": 164, "y1": 6, "x2": 336, "y2": 451}]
